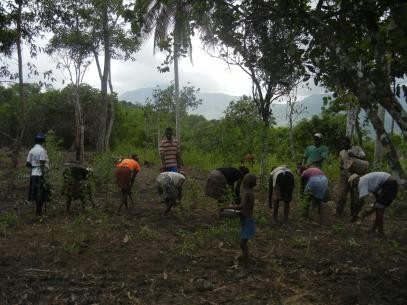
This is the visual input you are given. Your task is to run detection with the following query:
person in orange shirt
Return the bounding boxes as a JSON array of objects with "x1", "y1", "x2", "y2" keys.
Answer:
[{"x1": 115, "y1": 154, "x2": 140, "y2": 211}]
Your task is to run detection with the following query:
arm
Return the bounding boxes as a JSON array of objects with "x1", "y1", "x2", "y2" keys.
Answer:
[
  {"x1": 234, "y1": 178, "x2": 243, "y2": 204},
  {"x1": 268, "y1": 175, "x2": 273, "y2": 208},
  {"x1": 130, "y1": 170, "x2": 139, "y2": 188}
]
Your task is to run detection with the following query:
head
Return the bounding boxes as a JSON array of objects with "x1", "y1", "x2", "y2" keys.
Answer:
[
  {"x1": 164, "y1": 127, "x2": 173, "y2": 140},
  {"x1": 35, "y1": 132, "x2": 46, "y2": 145},
  {"x1": 243, "y1": 173, "x2": 257, "y2": 189},
  {"x1": 348, "y1": 173, "x2": 360, "y2": 187},
  {"x1": 131, "y1": 154, "x2": 139, "y2": 162},
  {"x1": 313, "y1": 133, "x2": 323, "y2": 146},
  {"x1": 238, "y1": 166, "x2": 250, "y2": 177},
  {"x1": 343, "y1": 136, "x2": 351, "y2": 150}
]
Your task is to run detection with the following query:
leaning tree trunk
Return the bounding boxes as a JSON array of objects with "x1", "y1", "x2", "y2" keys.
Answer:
[
  {"x1": 364, "y1": 105, "x2": 405, "y2": 181},
  {"x1": 374, "y1": 105, "x2": 385, "y2": 167}
]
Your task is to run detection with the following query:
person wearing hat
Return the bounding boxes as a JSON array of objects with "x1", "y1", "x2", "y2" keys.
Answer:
[
  {"x1": 26, "y1": 133, "x2": 50, "y2": 216},
  {"x1": 348, "y1": 172, "x2": 398, "y2": 235},
  {"x1": 115, "y1": 154, "x2": 140, "y2": 211},
  {"x1": 336, "y1": 136, "x2": 368, "y2": 217},
  {"x1": 302, "y1": 133, "x2": 329, "y2": 169},
  {"x1": 156, "y1": 171, "x2": 186, "y2": 215}
]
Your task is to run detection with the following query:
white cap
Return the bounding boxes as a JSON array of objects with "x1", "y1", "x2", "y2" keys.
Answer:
[{"x1": 314, "y1": 133, "x2": 323, "y2": 139}]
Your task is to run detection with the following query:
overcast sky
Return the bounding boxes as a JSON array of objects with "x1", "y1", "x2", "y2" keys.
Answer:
[{"x1": 14, "y1": 35, "x2": 325, "y2": 99}]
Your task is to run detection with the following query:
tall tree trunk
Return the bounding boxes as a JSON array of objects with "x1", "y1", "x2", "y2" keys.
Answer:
[
  {"x1": 364, "y1": 105, "x2": 405, "y2": 180},
  {"x1": 12, "y1": 0, "x2": 26, "y2": 168},
  {"x1": 346, "y1": 104, "x2": 358, "y2": 139},
  {"x1": 104, "y1": 68, "x2": 115, "y2": 151},
  {"x1": 259, "y1": 121, "x2": 269, "y2": 187},
  {"x1": 97, "y1": 2, "x2": 110, "y2": 152},
  {"x1": 174, "y1": 27, "x2": 181, "y2": 142},
  {"x1": 287, "y1": 99, "x2": 296, "y2": 161},
  {"x1": 355, "y1": 111, "x2": 364, "y2": 148},
  {"x1": 73, "y1": 89, "x2": 84, "y2": 164},
  {"x1": 374, "y1": 105, "x2": 385, "y2": 167}
]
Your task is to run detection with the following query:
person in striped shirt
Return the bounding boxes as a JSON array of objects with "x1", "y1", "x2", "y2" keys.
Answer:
[{"x1": 159, "y1": 127, "x2": 181, "y2": 172}]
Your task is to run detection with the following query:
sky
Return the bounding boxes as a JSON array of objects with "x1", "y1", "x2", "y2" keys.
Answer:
[{"x1": 13, "y1": 35, "x2": 325, "y2": 99}]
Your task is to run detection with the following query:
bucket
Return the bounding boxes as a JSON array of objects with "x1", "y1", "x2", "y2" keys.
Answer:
[{"x1": 219, "y1": 208, "x2": 240, "y2": 218}]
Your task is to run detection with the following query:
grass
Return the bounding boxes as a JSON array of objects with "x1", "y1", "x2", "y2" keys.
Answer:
[
  {"x1": 177, "y1": 220, "x2": 239, "y2": 256},
  {"x1": 0, "y1": 211, "x2": 18, "y2": 237}
]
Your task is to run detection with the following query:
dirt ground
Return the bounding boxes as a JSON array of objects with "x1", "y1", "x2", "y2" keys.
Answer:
[{"x1": 1, "y1": 150, "x2": 406, "y2": 305}]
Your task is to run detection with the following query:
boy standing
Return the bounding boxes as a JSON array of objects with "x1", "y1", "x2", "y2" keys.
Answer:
[
  {"x1": 27, "y1": 133, "x2": 50, "y2": 216},
  {"x1": 226, "y1": 173, "x2": 257, "y2": 270}
]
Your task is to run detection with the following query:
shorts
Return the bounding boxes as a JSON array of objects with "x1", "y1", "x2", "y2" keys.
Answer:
[
  {"x1": 240, "y1": 217, "x2": 256, "y2": 240},
  {"x1": 164, "y1": 167, "x2": 178, "y2": 172},
  {"x1": 304, "y1": 175, "x2": 328, "y2": 200},
  {"x1": 272, "y1": 171, "x2": 294, "y2": 202},
  {"x1": 115, "y1": 167, "x2": 132, "y2": 190},
  {"x1": 205, "y1": 170, "x2": 227, "y2": 200},
  {"x1": 375, "y1": 178, "x2": 398, "y2": 208}
]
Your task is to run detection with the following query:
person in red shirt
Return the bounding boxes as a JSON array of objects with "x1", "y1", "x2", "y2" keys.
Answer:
[{"x1": 115, "y1": 154, "x2": 140, "y2": 211}]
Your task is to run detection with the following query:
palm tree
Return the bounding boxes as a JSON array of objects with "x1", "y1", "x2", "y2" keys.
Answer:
[{"x1": 137, "y1": 0, "x2": 194, "y2": 141}]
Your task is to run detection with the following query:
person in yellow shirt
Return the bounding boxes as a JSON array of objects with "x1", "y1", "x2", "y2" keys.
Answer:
[{"x1": 115, "y1": 154, "x2": 140, "y2": 211}]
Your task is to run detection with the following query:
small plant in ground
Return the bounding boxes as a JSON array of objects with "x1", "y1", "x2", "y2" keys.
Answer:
[
  {"x1": 137, "y1": 225, "x2": 159, "y2": 241},
  {"x1": 290, "y1": 236, "x2": 308, "y2": 249},
  {"x1": 0, "y1": 211, "x2": 18, "y2": 236},
  {"x1": 346, "y1": 238, "x2": 359, "y2": 249},
  {"x1": 63, "y1": 214, "x2": 90, "y2": 254},
  {"x1": 331, "y1": 223, "x2": 345, "y2": 235},
  {"x1": 177, "y1": 220, "x2": 239, "y2": 256}
]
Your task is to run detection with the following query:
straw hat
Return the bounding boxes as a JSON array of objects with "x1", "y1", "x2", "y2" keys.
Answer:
[{"x1": 348, "y1": 173, "x2": 359, "y2": 184}]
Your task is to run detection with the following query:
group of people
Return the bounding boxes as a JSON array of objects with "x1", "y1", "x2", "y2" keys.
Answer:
[
  {"x1": 268, "y1": 133, "x2": 398, "y2": 236},
  {"x1": 25, "y1": 129, "x2": 399, "y2": 271}
]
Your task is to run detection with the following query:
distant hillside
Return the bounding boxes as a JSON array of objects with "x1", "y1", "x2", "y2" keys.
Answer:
[
  {"x1": 119, "y1": 88, "x2": 327, "y2": 121},
  {"x1": 119, "y1": 88, "x2": 404, "y2": 134},
  {"x1": 119, "y1": 88, "x2": 240, "y2": 120}
]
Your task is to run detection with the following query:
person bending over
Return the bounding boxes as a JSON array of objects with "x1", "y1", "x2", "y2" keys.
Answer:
[
  {"x1": 269, "y1": 165, "x2": 295, "y2": 224},
  {"x1": 348, "y1": 172, "x2": 398, "y2": 236},
  {"x1": 301, "y1": 167, "x2": 328, "y2": 223},
  {"x1": 205, "y1": 166, "x2": 249, "y2": 204},
  {"x1": 156, "y1": 171, "x2": 186, "y2": 215},
  {"x1": 115, "y1": 154, "x2": 140, "y2": 211}
]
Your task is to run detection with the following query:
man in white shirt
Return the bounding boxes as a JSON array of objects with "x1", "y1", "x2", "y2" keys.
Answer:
[
  {"x1": 156, "y1": 171, "x2": 186, "y2": 215},
  {"x1": 348, "y1": 172, "x2": 398, "y2": 235},
  {"x1": 27, "y1": 133, "x2": 50, "y2": 216}
]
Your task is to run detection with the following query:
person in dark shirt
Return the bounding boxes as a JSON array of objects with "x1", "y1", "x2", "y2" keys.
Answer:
[{"x1": 205, "y1": 166, "x2": 249, "y2": 203}]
